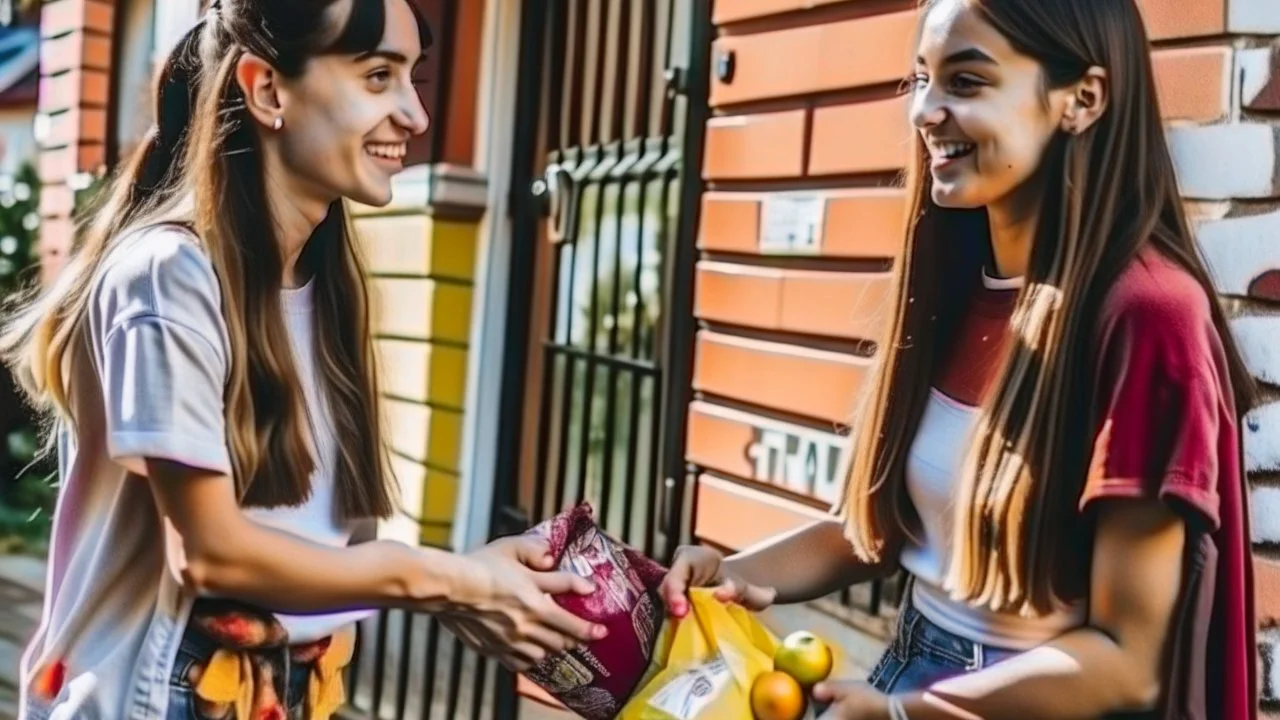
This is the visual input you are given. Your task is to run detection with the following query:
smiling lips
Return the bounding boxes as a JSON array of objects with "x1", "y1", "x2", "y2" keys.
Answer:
[
  {"x1": 365, "y1": 142, "x2": 408, "y2": 164},
  {"x1": 928, "y1": 139, "x2": 976, "y2": 169}
]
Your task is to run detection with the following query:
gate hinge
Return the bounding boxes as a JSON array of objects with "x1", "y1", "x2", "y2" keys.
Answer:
[{"x1": 664, "y1": 66, "x2": 687, "y2": 97}]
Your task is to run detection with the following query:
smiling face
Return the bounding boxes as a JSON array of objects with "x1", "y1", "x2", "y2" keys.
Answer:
[
  {"x1": 909, "y1": 0, "x2": 1074, "y2": 212},
  {"x1": 272, "y1": 0, "x2": 430, "y2": 207}
]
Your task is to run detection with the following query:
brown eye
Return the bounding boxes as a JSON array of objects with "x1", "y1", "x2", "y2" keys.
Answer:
[
  {"x1": 901, "y1": 72, "x2": 929, "y2": 95},
  {"x1": 367, "y1": 68, "x2": 392, "y2": 92},
  {"x1": 949, "y1": 74, "x2": 986, "y2": 94}
]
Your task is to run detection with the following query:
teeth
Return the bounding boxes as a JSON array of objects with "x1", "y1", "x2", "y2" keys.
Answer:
[
  {"x1": 936, "y1": 142, "x2": 975, "y2": 159},
  {"x1": 365, "y1": 143, "x2": 407, "y2": 160}
]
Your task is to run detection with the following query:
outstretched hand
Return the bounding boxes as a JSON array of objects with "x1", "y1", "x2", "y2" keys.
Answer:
[
  {"x1": 658, "y1": 544, "x2": 777, "y2": 618},
  {"x1": 813, "y1": 680, "x2": 891, "y2": 719},
  {"x1": 441, "y1": 535, "x2": 608, "y2": 672}
]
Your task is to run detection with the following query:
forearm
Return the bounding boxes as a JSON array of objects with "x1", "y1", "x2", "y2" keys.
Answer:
[
  {"x1": 893, "y1": 627, "x2": 1155, "y2": 720},
  {"x1": 723, "y1": 519, "x2": 891, "y2": 604},
  {"x1": 183, "y1": 519, "x2": 478, "y2": 615}
]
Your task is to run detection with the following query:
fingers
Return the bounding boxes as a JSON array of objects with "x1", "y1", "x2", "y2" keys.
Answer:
[
  {"x1": 711, "y1": 578, "x2": 777, "y2": 611},
  {"x1": 506, "y1": 536, "x2": 556, "y2": 570},
  {"x1": 533, "y1": 596, "x2": 607, "y2": 643},
  {"x1": 658, "y1": 555, "x2": 695, "y2": 617},
  {"x1": 811, "y1": 680, "x2": 856, "y2": 702},
  {"x1": 498, "y1": 642, "x2": 546, "y2": 673},
  {"x1": 741, "y1": 583, "x2": 778, "y2": 611},
  {"x1": 711, "y1": 577, "x2": 740, "y2": 603},
  {"x1": 530, "y1": 569, "x2": 596, "y2": 597}
]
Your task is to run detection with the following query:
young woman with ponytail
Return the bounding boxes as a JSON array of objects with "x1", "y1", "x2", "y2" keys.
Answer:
[
  {"x1": 2, "y1": 2, "x2": 606, "y2": 718},
  {"x1": 659, "y1": 1, "x2": 1258, "y2": 718}
]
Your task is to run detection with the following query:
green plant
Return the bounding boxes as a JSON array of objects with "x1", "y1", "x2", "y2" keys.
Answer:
[{"x1": 0, "y1": 160, "x2": 54, "y2": 553}]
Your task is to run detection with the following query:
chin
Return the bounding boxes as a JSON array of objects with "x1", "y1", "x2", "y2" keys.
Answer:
[
  {"x1": 930, "y1": 186, "x2": 985, "y2": 209},
  {"x1": 931, "y1": 180, "x2": 988, "y2": 208},
  {"x1": 348, "y1": 183, "x2": 394, "y2": 208}
]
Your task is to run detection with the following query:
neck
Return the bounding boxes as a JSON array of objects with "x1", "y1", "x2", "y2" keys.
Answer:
[
  {"x1": 985, "y1": 166, "x2": 1050, "y2": 279},
  {"x1": 261, "y1": 149, "x2": 331, "y2": 288},
  {"x1": 988, "y1": 180, "x2": 1049, "y2": 279}
]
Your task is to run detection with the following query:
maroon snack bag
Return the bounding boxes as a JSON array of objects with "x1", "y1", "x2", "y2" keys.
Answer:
[{"x1": 521, "y1": 504, "x2": 668, "y2": 720}]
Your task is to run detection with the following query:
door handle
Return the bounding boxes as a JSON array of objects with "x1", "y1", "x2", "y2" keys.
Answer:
[{"x1": 532, "y1": 164, "x2": 580, "y2": 244}]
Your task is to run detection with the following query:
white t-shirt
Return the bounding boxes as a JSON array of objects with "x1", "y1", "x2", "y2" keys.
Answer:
[
  {"x1": 898, "y1": 272, "x2": 1085, "y2": 650},
  {"x1": 21, "y1": 224, "x2": 371, "y2": 720}
]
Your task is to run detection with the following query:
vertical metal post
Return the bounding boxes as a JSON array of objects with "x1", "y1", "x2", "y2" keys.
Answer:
[
  {"x1": 490, "y1": 0, "x2": 547, "y2": 715},
  {"x1": 657, "y1": 0, "x2": 713, "y2": 563},
  {"x1": 491, "y1": 0, "x2": 548, "y2": 539}
]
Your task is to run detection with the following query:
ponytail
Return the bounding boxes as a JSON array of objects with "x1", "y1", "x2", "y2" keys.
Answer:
[{"x1": 0, "y1": 18, "x2": 208, "y2": 415}]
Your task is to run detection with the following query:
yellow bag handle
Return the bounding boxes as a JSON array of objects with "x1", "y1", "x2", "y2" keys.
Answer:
[{"x1": 671, "y1": 590, "x2": 775, "y2": 688}]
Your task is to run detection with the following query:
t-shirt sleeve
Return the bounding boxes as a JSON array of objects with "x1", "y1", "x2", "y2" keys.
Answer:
[
  {"x1": 1078, "y1": 273, "x2": 1224, "y2": 530},
  {"x1": 90, "y1": 228, "x2": 232, "y2": 475}
]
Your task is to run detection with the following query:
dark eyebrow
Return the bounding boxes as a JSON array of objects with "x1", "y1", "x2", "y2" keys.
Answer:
[
  {"x1": 354, "y1": 49, "x2": 427, "y2": 66},
  {"x1": 915, "y1": 48, "x2": 998, "y2": 66}
]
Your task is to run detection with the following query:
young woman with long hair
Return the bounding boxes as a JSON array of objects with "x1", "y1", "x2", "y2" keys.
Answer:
[
  {"x1": 1, "y1": 1, "x2": 607, "y2": 718},
  {"x1": 660, "y1": 0, "x2": 1258, "y2": 718}
]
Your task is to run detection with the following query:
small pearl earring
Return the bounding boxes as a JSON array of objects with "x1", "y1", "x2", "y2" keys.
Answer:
[{"x1": 272, "y1": 116, "x2": 284, "y2": 131}]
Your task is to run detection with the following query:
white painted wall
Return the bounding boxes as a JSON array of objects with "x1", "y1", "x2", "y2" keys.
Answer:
[
  {"x1": 0, "y1": 106, "x2": 35, "y2": 175},
  {"x1": 453, "y1": 0, "x2": 525, "y2": 551},
  {"x1": 114, "y1": 0, "x2": 157, "y2": 155},
  {"x1": 151, "y1": 0, "x2": 201, "y2": 67}
]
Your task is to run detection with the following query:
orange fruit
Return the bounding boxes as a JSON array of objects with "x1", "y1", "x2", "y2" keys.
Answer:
[
  {"x1": 773, "y1": 631, "x2": 834, "y2": 687},
  {"x1": 750, "y1": 670, "x2": 806, "y2": 720}
]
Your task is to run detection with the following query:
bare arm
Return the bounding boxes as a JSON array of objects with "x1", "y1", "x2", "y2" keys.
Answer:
[
  {"x1": 724, "y1": 518, "x2": 895, "y2": 605},
  {"x1": 894, "y1": 500, "x2": 1185, "y2": 719},
  {"x1": 149, "y1": 459, "x2": 489, "y2": 613}
]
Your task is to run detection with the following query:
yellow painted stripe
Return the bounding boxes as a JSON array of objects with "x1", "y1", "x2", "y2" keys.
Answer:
[
  {"x1": 382, "y1": 397, "x2": 464, "y2": 472},
  {"x1": 356, "y1": 214, "x2": 479, "y2": 282},
  {"x1": 371, "y1": 278, "x2": 473, "y2": 343},
  {"x1": 377, "y1": 339, "x2": 468, "y2": 409}
]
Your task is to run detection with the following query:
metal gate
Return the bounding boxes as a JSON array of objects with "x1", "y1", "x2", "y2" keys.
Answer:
[{"x1": 494, "y1": 0, "x2": 711, "y2": 584}]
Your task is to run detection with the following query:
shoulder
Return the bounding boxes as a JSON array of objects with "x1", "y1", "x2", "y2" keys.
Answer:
[
  {"x1": 90, "y1": 224, "x2": 225, "y2": 337},
  {"x1": 1099, "y1": 246, "x2": 1213, "y2": 332},
  {"x1": 1093, "y1": 245, "x2": 1225, "y2": 383}
]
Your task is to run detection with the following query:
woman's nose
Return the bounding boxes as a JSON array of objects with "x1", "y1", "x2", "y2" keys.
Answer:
[
  {"x1": 398, "y1": 89, "x2": 431, "y2": 136},
  {"x1": 909, "y1": 85, "x2": 947, "y2": 130}
]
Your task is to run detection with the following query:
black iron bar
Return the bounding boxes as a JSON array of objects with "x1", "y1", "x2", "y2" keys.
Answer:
[
  {"x1": 545, "y1": 0, "x2": 568, "y2": 157},
  {"x1": 445, "y1": 636, "x2": 466, "y2": 719},
  {"x1": 470, "y1": 656, "x2": 490, "y2": 720},
  {"x1": 566, "y1": 0, "x2": 590, "y2": 149},
  {"x1": 569, "y1": 0, "x2": 616, "y2": 511},
  {"x1": 394, "y1": 611, "x2": 413, "y2": 719},
  {"x1": 545, "y1": 340, "x2": 659, "y2": 375},
  {"x1": 369, "y1": 611, "x2": 390, "y2": 718},
  {"x1": 419, "y1": 617, "x2": 441, "y2": 720},
  {"x1": 596, "y1": 0, "x2": 637, "y2": 534},
  {"x1": 657, "y1": 0, "x2": 713, "y2": 562}
]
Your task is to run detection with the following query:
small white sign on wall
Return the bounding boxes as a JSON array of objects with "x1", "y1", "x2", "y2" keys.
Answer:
[{"x1": 759, "y1": 194, "x2": 826, "y2": 254}]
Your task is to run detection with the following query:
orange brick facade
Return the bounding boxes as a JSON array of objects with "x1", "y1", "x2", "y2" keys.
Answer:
[
  {"x1": 35, "y1": 0, "x2": 114, "y2": 284},
  {"x1": 687, "y1": 0, "x2": 1280, "y2": 709}
]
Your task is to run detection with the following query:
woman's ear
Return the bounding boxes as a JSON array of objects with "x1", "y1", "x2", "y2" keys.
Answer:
[
  {"x1": 235, "y1": 53, "x2": 284, "y2": 130},
  {"x1": 1061, "y1": 66, "x2": 1109, "y2": 135}
]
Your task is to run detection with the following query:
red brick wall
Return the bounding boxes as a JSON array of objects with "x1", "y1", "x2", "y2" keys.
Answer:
[
  {"x1": 36, "y1": 0, "x2": 114, "y2": 284},
  {"x1": 686, "y1": 0, "x2": 1280, "y2": 709}
]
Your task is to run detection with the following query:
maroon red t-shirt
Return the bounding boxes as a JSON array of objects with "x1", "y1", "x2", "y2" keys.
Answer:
[
  {"x1": 935, "y1": 247, "x2": 1254, "y2": 718},
  {"x1": 1080, "y1": 248, "x2": 1254, "y2": 719}
]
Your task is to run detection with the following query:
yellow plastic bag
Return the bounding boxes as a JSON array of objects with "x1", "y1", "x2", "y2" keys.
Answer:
[{"x1": 619, "y1": 588, "x2": 779, "y2": 720}]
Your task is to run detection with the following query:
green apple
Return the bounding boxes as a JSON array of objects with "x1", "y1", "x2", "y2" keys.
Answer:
[{"x1": 773, "y1": 631, "x2": 833, "y2": 688}]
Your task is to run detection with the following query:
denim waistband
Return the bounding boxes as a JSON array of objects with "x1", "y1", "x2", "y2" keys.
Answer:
[{"x1": 892, "y1": 600, "x2": 1019, "y2": 671}]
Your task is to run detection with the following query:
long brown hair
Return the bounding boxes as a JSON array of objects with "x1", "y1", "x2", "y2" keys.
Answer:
[
  {"x1": 840, "y1": 0, "x2": 1258, "y2": 614},
  {"x1": 3, "y1": 0, "x2": 431, "y2": 520}
]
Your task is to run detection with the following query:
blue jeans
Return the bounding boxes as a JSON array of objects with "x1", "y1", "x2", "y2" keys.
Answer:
[
  {"x1": 868, "y1": 602, "x2": 1019, "y2": 693},
  {"x1": 167, "y1": 626, "x2": 313, "y2": 720}
]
